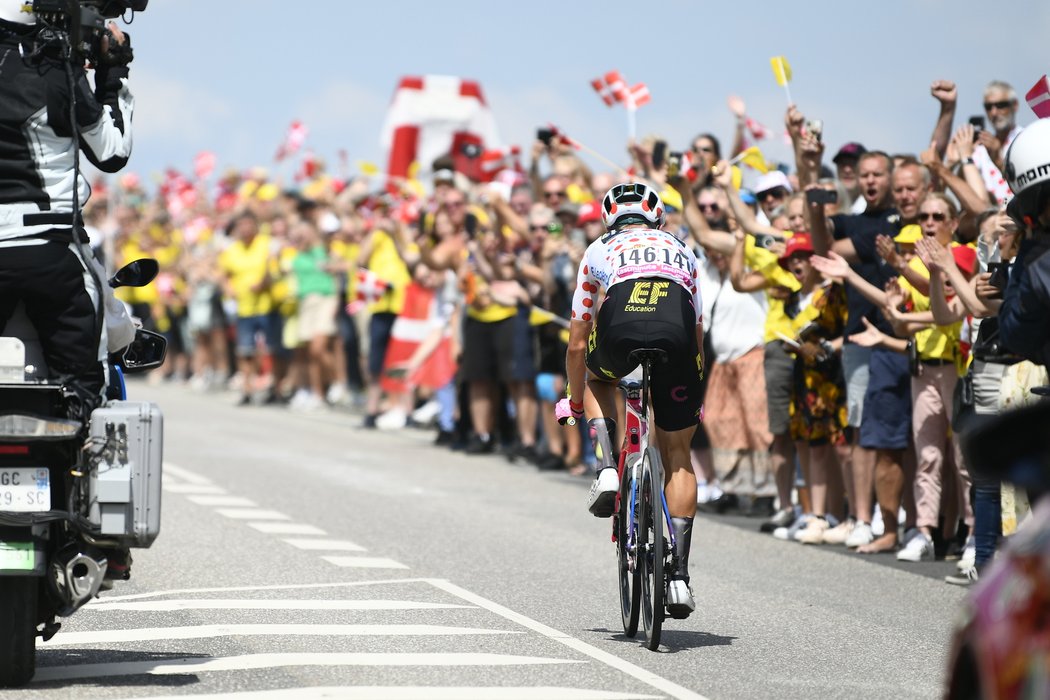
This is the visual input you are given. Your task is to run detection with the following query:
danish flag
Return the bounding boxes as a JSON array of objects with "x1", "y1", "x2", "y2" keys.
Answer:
[
  {"x1": 1026, "y1": 75, "x2": 1050, "y2": 119},
  {"x1": 275, "y1": 120, "x2": 309, "y2": 162},
  {"x1": 354, "y1": 269, "x2": 391, "y2": 306},
  {"x1": 744, "y1": 116, "x2": 769, "y2": 141},
  {"x1": 591, "y1": 71, "x2": 650, "y2": 110}
]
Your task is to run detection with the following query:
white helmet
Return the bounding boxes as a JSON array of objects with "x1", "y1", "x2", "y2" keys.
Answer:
[
  {"x1": 0, "y1": 1, "x2": 36, "y2": 25},
  {"x1": 1005, "y1": 118, "x2": 1050, "y2": 227},
  {"x1": 601, "y1": 182, "x2": 665, "y2": 231}
]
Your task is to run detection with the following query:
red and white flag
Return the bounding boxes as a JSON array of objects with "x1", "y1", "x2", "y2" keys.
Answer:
[
  {"x1": 193, "y1": 151, "x2": 216, "y2": 181},
  {"x1": 380, "y1": 283, "x2": 456, "y2": 394},
  {"x1": 354, "y1": 269, "x2": 391, "y2": 306},
  {"x1": 744, "y1": 116, "x2": 769, "y2": 141},
  {"x1": 1026, "y1": 75, "x2": 1050, "y2": 119},
  {"x1": 626, "y1": 82, "x2": 651, "y2": 110},
  {"x1": 381, "y1": 75, "x2": 501, "y2": 189},
  {"x1": 591, "y1": 78, "x2": 616, "y2": 107},
  {"x1": 275, "y1": 120, "x2": 309, "y2": 162},
  {"x1": 603, "y1": 70, "x2": 628, "y2": 103}
]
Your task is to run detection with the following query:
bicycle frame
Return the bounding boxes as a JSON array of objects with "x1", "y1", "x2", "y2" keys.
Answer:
[{"x1": 611, "y1": 363, "x2": 678, "y2": 572}]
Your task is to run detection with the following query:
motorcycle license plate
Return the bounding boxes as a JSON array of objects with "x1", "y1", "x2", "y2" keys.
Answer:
[{"x1": 0, "y1": 468, "x2": 50, "y2": 512}]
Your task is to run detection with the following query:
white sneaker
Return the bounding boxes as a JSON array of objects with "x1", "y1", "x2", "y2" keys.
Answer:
[
  {"x1": 871, "y1": 507, "x2": 885, "y2": 537},
  {"x1": 410, "y1": 399, "x2": 441, "y2": 425},
  {"x1": 896, "y1": 532, "x2": 935, "y2": 562},
  {"x1": 774, "y1": 514, "x2": 813, "y2": 541},
  {"x1": 326, "y1": 383, "x2": 349, "y2": 406},
  {"x1": 957, "y1": 536, "x2": 976, "y2": 572},
  {"x1": 289, "y1": 388, "x2": 311, "y2": 409},
  {"x1": 845, "y1": 521, "x2": 874, "y2": 548},
  {"x1": 375, "y1": 408, "x2": 407, "y2": 430},
  {"x1": 666, "y1": 579, "x2": 695, "y2": 619},
  {"x1": 587, "y1": 468, "x2": 619, "y2": 518}
]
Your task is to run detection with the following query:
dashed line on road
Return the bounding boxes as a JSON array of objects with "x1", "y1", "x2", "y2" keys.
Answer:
[
  {"x1": 215, "y1": 508, "x2": 292, "y2": 520},
  {"x1": 98, "y1": 579, "x2": 438, "y2": 602},
  {"x1": 186, "y1": 495, "x2": 258, "y2": 507},
  {"x1": 84, "y1": 599, "x2": 473, "y2": 613},
  {"x1": 126, "y1": 687, "x2": 662, "y2": 700},
  {"x1": 321, "y1": 556, "x2": 410, "y2": 569},
  {"x1": 32, "y1": 653, "x2": 584, "y2": 683},
  {"x1": 248, "y1": 522, "x2": 327, "y2": 535},
  {"x1": 41, "y1": 624, "x2": 522, "y2": 646},
  {"x1": 282, "y1": 538, "x2": 366, "y2": 551}
]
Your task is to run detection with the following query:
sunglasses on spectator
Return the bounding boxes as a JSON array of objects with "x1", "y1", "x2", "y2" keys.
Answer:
[
  {"x1": 698, "y1": 202, "x2": 720, "y2": 213},
  {"x1": 919, "y1": 211, "x2": 947, "y2": 222},
  {"x1": 758, "y1": 188, "x2": 787, "y2": 200},
  {"x1": 544, "y1": 190, "x2": 566, "y2": 199},
  {"x1": 693, "y1": 145, "x2": 714, "y2": 154},
  {"x1": 529, "y1": 223, "x2": 549, "y2": 231},
  {"x1": 983, "y1": 100, "x2": 1013, "y2": 111}
]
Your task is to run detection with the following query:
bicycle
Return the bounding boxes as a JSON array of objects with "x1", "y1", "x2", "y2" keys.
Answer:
[{"x1": 572, "y1": 348, "x2": 679, "y2": 650}]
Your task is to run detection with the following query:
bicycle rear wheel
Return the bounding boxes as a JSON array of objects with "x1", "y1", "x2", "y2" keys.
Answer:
[
  {"x1": 639, "y1": 446, "x2": 664, "y2": 650},
  {"x1": 617, "y1": 454, "x2": 641, "y2": 637}
]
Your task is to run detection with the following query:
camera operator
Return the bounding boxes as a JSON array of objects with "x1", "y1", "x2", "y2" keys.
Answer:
[
  {"x1": 0, "y1": 1, "x2": 134, "y2": 402},
  {"x1": 999, "y1": 118, "x2": 1050, "y2": 370}
]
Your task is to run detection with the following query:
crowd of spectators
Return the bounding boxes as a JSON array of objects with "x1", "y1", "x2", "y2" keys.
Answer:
[{"x1": 87, "y1": 77, "x2": 1046, "y2": 585}]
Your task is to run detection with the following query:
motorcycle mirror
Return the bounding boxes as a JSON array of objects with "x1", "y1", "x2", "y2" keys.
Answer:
[
  {"x1": 118, "y1": 329, "x2": 167, "y2": 373},
  {"x1": 108, "y1": 258, "x2": 159, "y2": 289}
]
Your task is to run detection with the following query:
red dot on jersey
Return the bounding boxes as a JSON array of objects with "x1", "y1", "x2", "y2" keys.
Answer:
[
  {"x1": 583, "y1": 265, "x2": 588, "y2": 274},
  {"x1": 582, "y1": 313, "x2": 592, "y2": 322},
  {"x1": 571, "y1": 310, "x2": 577, "y2": 318},
  {"x1": 583, "y1": 297, "x2": 593, "y2": 308}
]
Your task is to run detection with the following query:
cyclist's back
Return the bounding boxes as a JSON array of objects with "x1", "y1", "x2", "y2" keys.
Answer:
[{"x1": 558, "y1": 182, "x2": 704, "y2": 620}]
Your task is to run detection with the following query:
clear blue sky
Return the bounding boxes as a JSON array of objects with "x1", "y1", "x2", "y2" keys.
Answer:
[{"x1": 119, "y1": 0, "x2": 1049, "y2": 187}]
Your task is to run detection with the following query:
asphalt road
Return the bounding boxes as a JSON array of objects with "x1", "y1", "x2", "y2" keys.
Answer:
[{"x1": 5, "y1": 381, "x2": 969, "y2": 700}]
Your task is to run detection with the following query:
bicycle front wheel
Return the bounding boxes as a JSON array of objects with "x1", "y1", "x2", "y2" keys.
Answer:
[
  {"x1": 617, "y1": 453, "x2": 641, "y2": 637},
  {"x1": 639, "y1": 446, "x2": 664, "y2": 650}
]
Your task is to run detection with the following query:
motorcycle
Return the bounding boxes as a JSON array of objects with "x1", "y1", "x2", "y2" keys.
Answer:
[{"x1": 0, "y1": 258, "x2": 167, "y2": 687}]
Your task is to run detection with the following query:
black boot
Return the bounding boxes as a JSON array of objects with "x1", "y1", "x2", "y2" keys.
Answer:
[
  {"x1": 587, "y1": 418, "x2": 618, "y2": 470},
  {"x1": 671, "y1": 517, "x2": 693, "y2": 581},
  {"x1": 667, "y1": 517, "x2": 695, "y2": 619}
]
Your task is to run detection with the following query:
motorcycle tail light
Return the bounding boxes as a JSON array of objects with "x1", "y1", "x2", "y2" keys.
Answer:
[{"x1": 0, "y1": 414, "x2": 81, "y2": 441}]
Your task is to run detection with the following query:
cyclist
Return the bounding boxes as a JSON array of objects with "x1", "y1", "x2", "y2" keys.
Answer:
[{"x1": 557, "y1": 182, "x2": 705, "y2": 619}]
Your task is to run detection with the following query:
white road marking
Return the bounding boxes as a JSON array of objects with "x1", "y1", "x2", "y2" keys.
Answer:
[
  {"x1": 187, "y1": 495, "x2": 258, "y2": 507},
  {"x1": 321, "y1": 556, "x2": 409, "y2": 569},
  {"x1": 427, "y1": 579, "x2": 711, "y2": 700},
  {"x1": 163, "y1": 462, "x2": 212, "y2": 485},
  {"x1": 41, "y1": 624, "x2": 521, "y2": 645},
  {"x1": 127, "y1": 687, "x2": 661, "y2": 700},
  {"x1": 31, "y1": 653, "x2": 584, "y2": 682},
  {"x1": 99, "y1": 579, "x2": 435, "y2": 602},
  {"x1": 249, "y1": 522, "x2": 326, "y2": 535},
  {"x1": 282, "y1": 538, "x2": 366, "y2": 552},
  {"x1": 84, "y1": 599, "x2": 472, "y2": 613},
  {"x1": 162, "y1": 483, "x2": 226, "y2": 495},
  {"x1": 215, "y1": 508, "x2": 291, "y2": 520}
]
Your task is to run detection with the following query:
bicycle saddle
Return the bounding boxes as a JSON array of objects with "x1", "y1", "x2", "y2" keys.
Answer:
[{"x1": 627, "y1": 348, "x2": 669, "y2": 365}]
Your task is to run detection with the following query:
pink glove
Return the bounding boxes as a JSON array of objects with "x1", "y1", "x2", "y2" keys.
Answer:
[{"x1": 555, "y1": 398, "x2": 585, "y2": 426}]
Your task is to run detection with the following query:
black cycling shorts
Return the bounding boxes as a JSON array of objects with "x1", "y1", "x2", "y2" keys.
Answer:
[{"x1": 586, "y1": 278, "x2": 703, "y2": 432}]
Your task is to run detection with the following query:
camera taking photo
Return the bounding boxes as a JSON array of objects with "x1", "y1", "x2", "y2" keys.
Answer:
[{"x1": 28, "y1": 0, "x2": 146, "y2": 62}]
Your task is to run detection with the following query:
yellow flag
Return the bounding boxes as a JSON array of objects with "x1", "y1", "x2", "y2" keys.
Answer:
[
  {"x1": 407, "y1": 161, "x2": 421, "y2": 180},
  {"x1": 739, "y1": 146, "x2": 771, "y2": 174},
  {"x1": 559, "y1": 328, "x2": 571, "y2": 345},
  {"x1": 770, "y1": 56, "x2": 792, "y2": 87},
  {"x1": 529, "y1": 307, "x2": 561, "y2": 327},
  {"x1": 357, "y1": 161, "x2": 380, "y2": 176}
]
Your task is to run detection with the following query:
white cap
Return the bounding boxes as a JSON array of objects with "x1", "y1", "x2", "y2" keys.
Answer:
[
  {"x1": 754, "y1": 170, "x2": 793, "y2": 195},
  {"x1": 0, "y1": 1, "x2": 36, "y2": 25}
]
